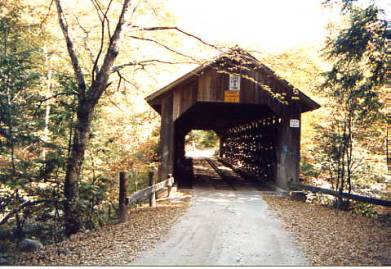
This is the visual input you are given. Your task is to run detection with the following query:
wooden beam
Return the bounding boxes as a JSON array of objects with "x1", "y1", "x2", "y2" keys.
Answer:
[
  {"x1": 275, "y1": 110, "x2": 301, "y2": 189},
  {"x1": 159, "y1": 95, "x2": 174, "y2": 181},
  {"x1": 127, "y1": 177, "x2": 175, "y2": 205}
]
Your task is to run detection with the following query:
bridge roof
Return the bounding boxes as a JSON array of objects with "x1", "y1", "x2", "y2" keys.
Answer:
[{"x1": 145, "y1": 47, "x2": 320, "y2": 114}]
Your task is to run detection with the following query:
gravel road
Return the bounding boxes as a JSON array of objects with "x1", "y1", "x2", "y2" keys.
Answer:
[{"x1": 132, "y1": 188, "x2": 307, "y2": 266}]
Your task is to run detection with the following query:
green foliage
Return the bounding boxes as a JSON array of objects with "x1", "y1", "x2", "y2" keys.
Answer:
[
  {"x1": 127, "y1": 170, "x2": 150, "y2": 193},
  {"x1": 0, "y1": 0, "x2": 172, "y2": 253},
  {"x1": 322, "y1": 4, "x2": 386, "y2": 123},
  {"x1": 300, "y1": 160, "x2": 320, "y2": 179},
  {"x1": 0, "y1": 1, "x2": 76, "y2": 247},
  {"x1": 351, "y1": 201, "x2": 378, "y2": 218},
  {"x1": 314, "y1": 0, "x2": 387, "y2": 206},
  {"x1": 0, "y1": 2, "x2": 53, "y2": 242},
  {"x1": 79, "y1": 179, "x2": 109, "y2": 229},
  {"x1": 0, "y1": 0, "x2": 44, "y2": 180},
  {"x1": 186, "y1": 130, "x2": 219, "y2": 149}
]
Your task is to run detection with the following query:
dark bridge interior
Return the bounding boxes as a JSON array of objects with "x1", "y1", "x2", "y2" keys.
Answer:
[{"x1": 174, "y1": 102, "x2": 280, "y2": 187}]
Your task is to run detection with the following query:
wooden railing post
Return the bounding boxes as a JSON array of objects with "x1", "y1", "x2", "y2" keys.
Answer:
[
  {"x1": 149, "y1": 171, "x2": 156, "y2": 207},
  {"x1": 118, "y1": 171, "x2": 128, "y2": 222},
  {"x1": 167, "y1": 173, "x2": 174, "y2": 198}
]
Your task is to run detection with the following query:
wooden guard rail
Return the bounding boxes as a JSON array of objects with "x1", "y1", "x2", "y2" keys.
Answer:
[
  {"x1": 127, "y1": 176, "x2": 174, "y2": 205},
  {"x1": 289, "y1": 182, "x2": 391, "y2": 207},
  {"x1": 217, "y1": 158, "x2": 390, "y2": 207},
  {"x1": 118, "y1": 171, "x2": 174, "y2": 222}
]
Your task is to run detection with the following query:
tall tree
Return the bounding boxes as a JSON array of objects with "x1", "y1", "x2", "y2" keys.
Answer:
[
  {"x1": 0, "y1": 0, "x2": 42, "y2": 179},
  {"x1": 317, "y1": 0, "x2": 387, "y2": 206},
  {"x1": 53, "y1": 0, "x2": 218, "y2": 235},
  {"x1": 53, "y1": 0, "x2": 137, "y2": 235}
]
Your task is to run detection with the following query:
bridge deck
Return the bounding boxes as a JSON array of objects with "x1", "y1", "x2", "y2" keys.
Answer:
[{"x1": 191, "y1": 158, "x2": 275, "y2": 192}]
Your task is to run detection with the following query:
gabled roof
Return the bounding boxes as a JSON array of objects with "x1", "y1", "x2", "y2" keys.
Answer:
[
  {"x1": 145, "y1": 47, "x2": 320, "y2": 113},
  {"x1": 145, "y1": 63, "x2": 206, "y2": 103}
]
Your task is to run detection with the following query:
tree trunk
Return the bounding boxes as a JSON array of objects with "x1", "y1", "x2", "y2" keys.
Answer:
[
  {"x1": 3, "y1": 30, "x2": 16, "y2": 176},
  {"x1": 63, "y1": 102, "x2": 92, "y2": 236},
  {"x1": 42, "y1": 46, "x2": 52, "y2": 161},
  {"x1": 55, "y1": 0, "x2": 133, "y2": 236}
]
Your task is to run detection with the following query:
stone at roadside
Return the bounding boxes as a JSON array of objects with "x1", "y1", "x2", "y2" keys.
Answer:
[
  {"x1": 0, "y1": 255, "x2": 9, "y2": 265},
  {"x1": 18, "y1": 239, "x2": 43, "y2": 252},
  {"x1": 289, "y1": 191, "x2": 307, "y2": 202}
]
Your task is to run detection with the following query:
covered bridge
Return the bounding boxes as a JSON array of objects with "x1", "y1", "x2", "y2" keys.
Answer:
[{"x1": 146, "y1": 47, "x2": 320, "y2": 189}]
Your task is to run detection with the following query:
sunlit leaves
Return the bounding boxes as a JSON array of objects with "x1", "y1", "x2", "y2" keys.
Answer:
[{"x1": 313, "y1": 0, "x2": 388, "y2": 199}]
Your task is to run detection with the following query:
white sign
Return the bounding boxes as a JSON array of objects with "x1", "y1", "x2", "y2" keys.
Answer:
[
  {"x1": 290, "y1": 119, "x2": 300, "y2": 128},
  {"x1": 229, "y1": 74, "x2": 241, "y2": 91}
]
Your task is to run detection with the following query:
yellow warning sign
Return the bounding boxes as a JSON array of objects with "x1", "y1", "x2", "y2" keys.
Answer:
[{"x1": 224, "y1": 91, "x2": 240, "y2": 103}]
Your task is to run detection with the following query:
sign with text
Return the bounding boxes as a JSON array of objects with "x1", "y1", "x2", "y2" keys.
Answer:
[
  {"x1": 290, "y1": 119, "x2": 300, "y2": 128},
  {"x1": 224, "y1": 91, "x2": 240, "y2": 103},
  {"x1": 229, "y1": 74, "x2": 241, "y2": 91}
]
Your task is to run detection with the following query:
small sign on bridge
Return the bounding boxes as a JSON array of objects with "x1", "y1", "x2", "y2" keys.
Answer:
[
  {"x1": 290, "y1": 119, "x2": 300, "y2": 128},
  {"x1": 225, "y1": 74, "x2": 241, "y2": 102},
  {"x1": 224, "y1": 91, "x2": 240, "y2": 103},
  {"x1": 229, "y1": 74, "x2": 241, "y2": 91}
]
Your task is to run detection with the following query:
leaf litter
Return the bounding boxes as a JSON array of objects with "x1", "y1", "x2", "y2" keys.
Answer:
[
  {"x1": 263, "y1": 195, "x2": 390, "y2": 266},
  {"x1": 15, "y1": 193, "x2": 190, "y2": 266}
]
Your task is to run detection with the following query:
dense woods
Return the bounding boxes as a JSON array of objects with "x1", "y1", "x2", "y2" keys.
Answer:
[{"x1": 0, "y1": 0, "x2": 389, "y2": 265}]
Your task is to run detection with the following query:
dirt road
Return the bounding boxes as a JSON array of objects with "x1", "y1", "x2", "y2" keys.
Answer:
[{"x1": 132, "y1": 188, "x2": 307, "y2": 266}]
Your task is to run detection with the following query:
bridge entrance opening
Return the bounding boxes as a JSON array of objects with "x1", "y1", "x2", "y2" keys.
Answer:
[
  {"x1": 184, "y1": 130, "x2": 219, "y2": 159},
  {"x1": 173, "y1": 102, "x2": 282, "y2": 188}
]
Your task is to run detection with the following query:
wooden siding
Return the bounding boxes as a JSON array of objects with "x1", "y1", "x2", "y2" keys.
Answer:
[
  {"x1": 159, "y1": 95, "x2": 174, "y2": 181},
  {"x1": 195, "y1": 67, "x2": 297, "y2": 117},
  {"x1": 173, "y1": 81, "x2": 198, "y2": 121}
]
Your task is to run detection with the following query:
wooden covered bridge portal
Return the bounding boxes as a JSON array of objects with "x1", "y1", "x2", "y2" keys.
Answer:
[{"x1": 146, "y1": 48, "x2": 320, "y2": 189}]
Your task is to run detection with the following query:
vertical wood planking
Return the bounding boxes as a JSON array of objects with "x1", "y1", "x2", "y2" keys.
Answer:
[
  {"x1": 159, "y1": 94, "x2": 174, "y2": 182},
  {"x1": 197, "y1": 68, "x2": 226, "y2": 102},
  {"x1": 215, "y1": 72, "x2": 225, "y2": 101},
  {"x1": 275, "y1": 102, "x2": 301, "y2": 188},
  {"x1": 173, "y1": 81, "x2": 197, "y2": 121}
]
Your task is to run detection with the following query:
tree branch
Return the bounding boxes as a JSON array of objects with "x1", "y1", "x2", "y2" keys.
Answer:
[
  {"x1": 0, "y1": 200, "x2": 58, "y2": 226},
  {"x1": 54, "y1": 0, "x2": 87, "y2": 97},
  {"x1": 88, "y1": 0, "x2": 133, "y2": 103},
  {"x1": 36, "y1": 92, "x2": 76, "y2": 110},
  {"x1": 116, "y1": 70, "x2": 140, "y2": 90},
  {"x1": 130, "y1": 25, "x2": 223, "y2": 52},
  {"x1": 73, "y1": 15, "x2": 95, "y2": 66},
  {"x1": 39, "y1": 0, "x2": 54, "y2": 29},
  {"x1": 112, "y1": 59, "x2": 196, "y2": 73},
  {"x1": 126, "y1": 34, "x2": 202, "y2": 63},
  {"x1": 94, "y1": 0, "x2": 114, "y2": 39},
  {"x1": 90, "y1": 0, "x2": 114, "y2": 81}
]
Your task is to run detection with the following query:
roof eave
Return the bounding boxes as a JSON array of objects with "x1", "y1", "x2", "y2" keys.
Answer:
[{"x1": 299, "y1": 91, "x2": 321, "y2": 113}]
